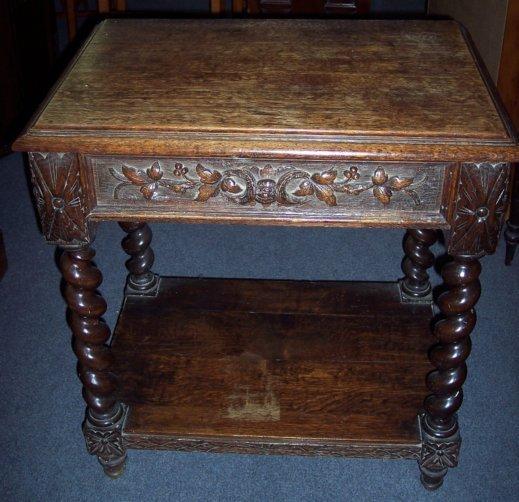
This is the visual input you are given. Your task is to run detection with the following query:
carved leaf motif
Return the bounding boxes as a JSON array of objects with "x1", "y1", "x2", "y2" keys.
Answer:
[
  {"x1": 373, "y1": 185, "x2": 392, "y2": 204},
  {"x1": 147, "y1": 161, "x2": 163, "y2": 181},
  {"x1": 109, "y1": 161, "x2": 425, "y2": 209},
  {"x1": 196, "y1": 163, "x2": 222, "y2": 184},
  {"x1": 294, "y1": 180, "x2": 314, "y2": 197},
  {"x1": 140, "y1": 184, "x2": 156, "y2": 200},
  {"x1": 311, "y1": 170, "x2": 337, "y2": 185},
  {"x1": 196, "y1": 183, "x2": 220, "y2": 202},
  {"x1": 221, "y1": 178, "x2": 242, "y2": 194},
  {"x1": 388, "y1": 176, "x2": 414, "y2": 190},
  {"x1": 122, "y1": 165, "x2": 147, "y2": 185},
  {"x1": 372, "y1": 168, "x2": 388, "y2": 185},
  {"x1": 314, "y1": 185, "x2": 337, "y2": 206},
  {"x1": 404, "y1": 189, "x2": 420, "y2": 205},
  {"x1": 109, "y1": 167, "x2": 128, "y2": 182}
]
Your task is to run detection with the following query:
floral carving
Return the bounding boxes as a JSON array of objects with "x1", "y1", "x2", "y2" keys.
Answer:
[
  {"x1": 370, "y1": 167, "x2": 420, "y2": 205},
  {"x1": 420, "y1": 439, "x2": 460, "y2": 470},
  {"x1": 110, "y1": 162, "x2": 424, "y2": 207},
  {"x1": 84, "y1": 428, "x2": 125, "y2": 460},
  {"x1": 29, "y1": 152, "x2": 90, "y2": 244},
  {"x1": 83, "y1": 404, "x2": 128, "y2": 465},
  {"x1": 449, "y1": 163, "x2": 510, "y2": 257}
]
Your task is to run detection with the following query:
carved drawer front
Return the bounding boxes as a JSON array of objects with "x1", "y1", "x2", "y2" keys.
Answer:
[{"x1": 87, "y1": 156, "x2": 451, "y2": 226}]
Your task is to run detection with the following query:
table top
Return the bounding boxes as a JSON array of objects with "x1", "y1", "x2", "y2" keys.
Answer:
[{"x1": 15, "y1": 19, "x2": 518, "y2": 161}]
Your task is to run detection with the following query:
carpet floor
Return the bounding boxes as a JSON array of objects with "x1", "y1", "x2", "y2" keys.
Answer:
[{"x1": 0, "y1": 152, "x2": 517, "y2": 501}]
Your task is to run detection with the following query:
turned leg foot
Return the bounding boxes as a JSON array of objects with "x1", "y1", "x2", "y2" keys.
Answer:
[
  {"x1": 420, "y1": 471, "x2": 443, "y2": 491},
  {"x1": 119, "y1": 222, "x2": 159, "y2": 296},
  {"x1": 399, "y1": 229, "x2": 437, "y2": 302}
]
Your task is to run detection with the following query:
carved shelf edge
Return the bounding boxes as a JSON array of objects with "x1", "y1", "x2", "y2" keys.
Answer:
[
  {"x1": 123, "y1": 433, "x2": 421, "y2": 459},
  {"x1": 123, "y1": 414, "x2": 461, "y2": 464},
  {"x1": 447, "y1": 162, "x2": 510, "y2": 257},
  {"x1": 28, "y1": 152, "x2": 94, "y2": 245}
]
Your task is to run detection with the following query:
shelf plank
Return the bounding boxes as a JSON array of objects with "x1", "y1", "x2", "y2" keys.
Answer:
[{"x1": 113, "y1": 278, "x2": 434, "y2": 458}]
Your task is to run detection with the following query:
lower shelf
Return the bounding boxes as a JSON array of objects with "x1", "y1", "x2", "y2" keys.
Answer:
[{"x1": 112, "y1": 277, "x2": 435, "y2": 459}]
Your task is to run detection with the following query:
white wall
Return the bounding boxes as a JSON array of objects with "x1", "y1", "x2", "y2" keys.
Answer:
[{"x1": 428, "y1": 0, "x2": 509, "y2": 82}]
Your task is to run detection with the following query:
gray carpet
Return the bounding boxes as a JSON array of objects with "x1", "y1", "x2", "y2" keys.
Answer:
[{"x1": 0, "y1": 151, "x2": 517, "y2": 501}]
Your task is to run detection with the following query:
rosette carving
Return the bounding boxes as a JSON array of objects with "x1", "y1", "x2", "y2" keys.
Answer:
[
  {"x1": 419, "y1": 412, "x2": 461, "y2": 491},
  {"x1": 448, "y1": 163, "x2": 510, "y2": 257},
  {"x1": 28, "y1": 152, "x2": 91, "y2": 245}
]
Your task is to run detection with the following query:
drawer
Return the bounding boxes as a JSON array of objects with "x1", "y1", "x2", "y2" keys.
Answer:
[{"x1": 86, "y1": 156, "x2": 453, "y2": 227}]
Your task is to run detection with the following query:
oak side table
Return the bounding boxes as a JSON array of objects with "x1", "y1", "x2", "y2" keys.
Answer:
[{"x1": 14, "y1": 19, "x2": 519, "y2": 490}]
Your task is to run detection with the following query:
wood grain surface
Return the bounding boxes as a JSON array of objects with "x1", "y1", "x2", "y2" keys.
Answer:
[
  {"x1": 13, "y1": 19, "x2": 519, "y2": 161},
  {"x1": 113, "y1": 278, "x2": 433, "y2": 454}
]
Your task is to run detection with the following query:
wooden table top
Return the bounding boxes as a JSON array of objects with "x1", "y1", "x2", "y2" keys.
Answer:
[{"x1": 15, "y1": 19, "x2": 518, "y2": 161}]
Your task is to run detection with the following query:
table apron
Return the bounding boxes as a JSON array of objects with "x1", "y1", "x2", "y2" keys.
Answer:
[{"x1": 84, "y1": 155, "x2": 454, "y2": 228}]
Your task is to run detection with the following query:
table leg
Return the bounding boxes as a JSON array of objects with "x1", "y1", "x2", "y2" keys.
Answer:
[
  {"x1": 419, "y1": 255, "x2": 480, "y2": 490},
  {"x1": 119, "y1": 222, "x2": 159, "y2": 296},
  {"x1": 400, "y1": 229, "x2": 437, "y2": 302},
  {"x1": 60, "y1": 245, "x2": 127, "y2": 477},
  {"x1": 416, "y1": 162, "x2": 510, "y2": 490}
]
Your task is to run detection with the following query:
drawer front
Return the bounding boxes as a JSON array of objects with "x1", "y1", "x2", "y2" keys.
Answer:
[{"x1": 87, "y1": 156, "x2": 452, "y2": 227}]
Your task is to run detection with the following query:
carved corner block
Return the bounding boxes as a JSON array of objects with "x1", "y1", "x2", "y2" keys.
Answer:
[
  {"x1": 447, "y1": 163, "x2": 510, "y2": 258},
  {"x1": 83, "y1": 404, "x2": 128, "y2": 478},
  {"x1": 418, "y1": 413, "x2": 461, "y2": 490},
  {"x1": 420, "y1": 433, "x2": 460, "y2": 471},
  {"x1": 28, "y1": 152, "x2": 95, "y2": 246}
]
